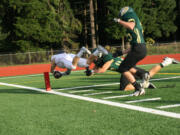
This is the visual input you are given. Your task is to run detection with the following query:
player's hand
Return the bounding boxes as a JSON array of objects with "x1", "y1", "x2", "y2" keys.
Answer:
[
  {"x1": 113, "y1": 18, "x2": 121, "y2": 23},
  {"x1": 85, "y1": 70, "x2": 94, "y2": 76}
]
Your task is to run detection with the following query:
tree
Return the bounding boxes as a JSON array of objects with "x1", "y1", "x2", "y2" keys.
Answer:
[
  {"x1": 89, "y1": 0, "x2": 96, "y2": 48},
  {"x1": 142, "y1": 0, "x2": 177, "y2": 40},
  {"x1": 0, "y1": 0, "x2": 82, "y2": 53},
  {"x1": 97, "y1": 0, "x2": 177, "y2": 45}
]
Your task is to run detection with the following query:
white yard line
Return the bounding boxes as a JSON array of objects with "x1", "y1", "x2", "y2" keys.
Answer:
[
  {"x1": 0, "y1": 82, "x2": 180, "y2": 119},
  {"x1": 125, "y1": 97, "x2": 161, "y2": 103},
  {"x1": 56, "y1": 76, "x2": 180, "y2": 91},
  {"x1": 56, "y1": 83, "x2": 119, "y2": 91},
  {"x1": 83, "y1": 91, "x2": 112, "y2": 96},
  {"x1": 103, "y1": 94, "x2": 133, "y2": 99},
  {"x1": 69, "y1": 89, "x2": 94, "y2": 93},
  {"x1": 151, "y1": 76, "x2": 180, "y2": 81},
  {"x1": 157, "y1": 104, "x2": 180, "y2": 109}
]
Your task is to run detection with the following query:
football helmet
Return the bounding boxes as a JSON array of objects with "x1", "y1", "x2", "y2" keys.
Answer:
[{"x1": 53, "y1": 71, "x2": 62, "y2": 79}]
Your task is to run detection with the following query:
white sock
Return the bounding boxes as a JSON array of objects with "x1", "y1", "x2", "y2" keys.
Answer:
[
  {"x1": 76, "y1": 50, "x2": 84, "y2": 57},
  {"x1": 92, "y1": 49, "x2": 99, "y2": 56}
]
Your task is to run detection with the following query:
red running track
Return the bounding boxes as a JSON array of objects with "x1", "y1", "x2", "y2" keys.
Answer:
[{"x1": 0, "y1": 54, "x2": 180, "y2": 77}]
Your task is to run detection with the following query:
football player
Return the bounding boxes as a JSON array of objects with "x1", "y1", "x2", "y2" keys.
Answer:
[
  {"x1": 88, "y1": 46, "x2": 179, "y2": 92},
  {"x1": 113, "y1": 7, "x2": 147, "y2": 96},
  {"x1": 50, "y1": 47, "x2": 91, "y2": 79}
]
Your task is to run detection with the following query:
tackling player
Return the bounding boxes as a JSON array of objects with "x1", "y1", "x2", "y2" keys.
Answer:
[
  {"x1": 113, "y1": 7, "x2": 147, "y2": 96},
  {"x1": 90, "y1": 48, "x2": 179, "y2": 91}
]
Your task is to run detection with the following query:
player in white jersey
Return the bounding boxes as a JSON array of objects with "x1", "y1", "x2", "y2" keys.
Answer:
[{"x1": 50, "y1": 47, "x2": 91, "y2": 79}]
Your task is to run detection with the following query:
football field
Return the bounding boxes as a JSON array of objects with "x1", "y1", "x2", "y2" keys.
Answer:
[{"x1": 0, "y1": 64, "x2": 180, "y2": 135}]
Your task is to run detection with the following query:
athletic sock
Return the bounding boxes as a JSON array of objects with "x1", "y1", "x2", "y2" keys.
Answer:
[
  {"x1": 136, "y1": 70, "x2": 149, "y2": 79},
  {"x1": 132, "y1": 81, "x2": 141, "y2": 91},
  {"x1": 160, "y1": 63, "x2": 164, "y2": 68},
  {"x1": 76, "y1": 50, "x2": 84, "y2": 57}
]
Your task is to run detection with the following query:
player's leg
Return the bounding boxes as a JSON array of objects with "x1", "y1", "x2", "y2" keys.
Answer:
[
  {"x1": 72, "y1": 47, "x2": 91, "y2": 68},
  {"x1": 119, "y1": 63, "x2": 145, "y2": 95},
  {"x1": 62, "y1": 69, "x2": 71, "y2": 76},
  {"x1": 150, "y1": 57, "x2": 179, "y2": 77},
  {"x1": 120, "y1": 74, "x2": 135, "y2": 91},
  {"x1": 142, "y1": 57, "x2": 179, "y2": 87},
  {"x1": 87, "y1": 45, "x2": 108, "y2": 65},
  {"x1": 118, "y1": 45, "x2": 147, "y2": 96},
  {"x1": 120, "y1": 73, "x2": 156, "y2": 91}
]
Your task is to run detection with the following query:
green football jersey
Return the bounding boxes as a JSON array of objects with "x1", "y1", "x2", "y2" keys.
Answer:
[
  {"x1": 121, "y1": 9, "x2": 145, "y2": 45},
  {"x1": 99, "y1": 53, "x2": 123, "y2": 71}
]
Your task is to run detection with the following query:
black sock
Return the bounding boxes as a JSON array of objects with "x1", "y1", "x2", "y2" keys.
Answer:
[
  {"x1": 136, "y1": 70, "x2": 149, "y2": 79},
  {"x1": 62, "y1": 69, "x2": 71, "y2": 75},
  {"x1": 132, "y1": 81, "x2": 141, "y2": 91},
  {"x1": 160, "y1": 63, "x2": 164, "y2": 68}
]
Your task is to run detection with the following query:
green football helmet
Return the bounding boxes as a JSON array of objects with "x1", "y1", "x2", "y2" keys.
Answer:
[{"x1": 119, "y1": 6, "x2": 134, "y2": 17}]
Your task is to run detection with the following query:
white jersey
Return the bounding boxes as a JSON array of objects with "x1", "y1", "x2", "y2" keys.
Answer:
[{"x1": 51, "y1": 53, "x2": 88, "y2": 70}]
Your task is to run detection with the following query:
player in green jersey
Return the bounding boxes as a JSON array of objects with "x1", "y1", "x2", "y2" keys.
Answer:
[
  {"x1": 113, "y1": 7, "x2": 147, "y2": 96},
  {"x1": 89, "y1": 46, "x2": 179, "y2": 91}
]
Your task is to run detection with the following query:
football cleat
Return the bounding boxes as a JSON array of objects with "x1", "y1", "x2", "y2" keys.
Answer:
[
  {"x1": 53, "y1": 71, "x2": 62, "y2": 79},
  {"x1": 97, "y1": 45, "x2": 108, "y2": 55},
  {"x1": 161, "y1": 57, "x2": 179, "y2": 67},
  {"x1": 141, "y1": 82, "x2": 156, "y2": 89},
  {"x1": 80, "y1": 46, "x2": 91, "y2": 55},
  {"x1": 132, "y1": 87, "x2": 145, "y2": 96},
  {"x1": 148, "y1": 82, "x2": 156, "y2": 89},
  {"x1": 141, "y1": 72, "x2": 150, "y2": 88}
]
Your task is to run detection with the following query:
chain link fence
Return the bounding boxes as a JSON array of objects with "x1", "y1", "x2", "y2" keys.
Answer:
[
  {"x1": 0, "y1": 49, "x2": 78, "y2": 66},
  {"x1": 0, "y1": 42, "x2": 179, "y2": 66}
]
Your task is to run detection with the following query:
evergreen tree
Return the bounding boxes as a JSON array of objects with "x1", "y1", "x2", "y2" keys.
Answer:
[
  {"x1": 143, "y1": 0, "x2": 177, "y2": 40},
  {"x1": 0, "y1": 0, "x2": 82, "y2": 52}
]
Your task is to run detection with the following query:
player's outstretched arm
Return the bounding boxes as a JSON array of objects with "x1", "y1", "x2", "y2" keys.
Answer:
[
  {"x1": 94, "y1": 60, "x2": 113, "y2": 73},
  {"x1": 50, "y1": 60, "x2": 56, "y2": 73}
]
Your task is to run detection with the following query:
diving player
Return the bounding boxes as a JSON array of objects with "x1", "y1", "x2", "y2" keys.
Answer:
[{"x1": 50, "y1": 47, "x2": 91, "y2": 79}]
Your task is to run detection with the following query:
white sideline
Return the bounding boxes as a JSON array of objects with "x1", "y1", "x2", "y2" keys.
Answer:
[
  {"x1": 0, "y1": 82, "x2": 180, "y2": 119},
  {"x1": 157, "y1": 104, "x2": 180, "y2": 109},
  {"x1": 125, "y1": 97, "x2": 161, "y2": 103}
]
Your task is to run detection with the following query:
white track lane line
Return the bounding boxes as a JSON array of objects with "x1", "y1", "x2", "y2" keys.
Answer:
[
  {"x1": 69, "y1": 89, "x2": 94, "y2": 93},
  {"x1": 157, "y1": 104, "x2": 180, "y2": 109},
  {"x1": 83, "y1": 91, "x2": 112, "y2": 96},
  {"x1": 125, "y1": 97, "x2": 161, "y2": 103},
  {"x1": 0, "y1": 82, "x2": 180, "y2": 119}
]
